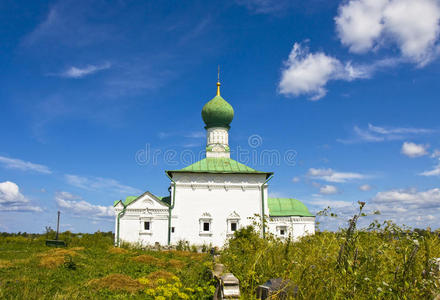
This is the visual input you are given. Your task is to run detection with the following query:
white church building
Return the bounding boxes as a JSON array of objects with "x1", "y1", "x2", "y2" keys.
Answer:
[{"x1": 114, "y1": 80, "x2": 315, "y2": 247}]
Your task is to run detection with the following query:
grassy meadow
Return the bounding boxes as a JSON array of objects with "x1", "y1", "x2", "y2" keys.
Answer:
[
  {"x1": 221, "y1": 205, "x2": 440, "y2": 299},
  {"x1": 1, "y1": 206, "x2": 440, "y2": 299},
  {"x1": 0, "y1": 232, "x2": 215, "y2": 299}
]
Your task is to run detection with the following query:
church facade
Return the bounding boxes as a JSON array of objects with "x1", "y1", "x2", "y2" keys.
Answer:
[{"x1": 114, "y1": 80, "x2": 315, "y2": 247}]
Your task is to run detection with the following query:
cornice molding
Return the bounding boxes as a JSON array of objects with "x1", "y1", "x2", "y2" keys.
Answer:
[{"x1": 269, "y1": 216, "x2": 315, "y2": 223}]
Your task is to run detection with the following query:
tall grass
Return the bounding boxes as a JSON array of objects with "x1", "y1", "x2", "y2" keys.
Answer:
[
  {"x1": 1, "y1": 206, "x2": 439, "y2": 299},
  {"x1": 221, "y1": 203, "x2": 440, "y2": 299}
]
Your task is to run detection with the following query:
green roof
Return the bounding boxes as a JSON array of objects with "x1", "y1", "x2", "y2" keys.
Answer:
[
  {"x1": 268, "y1": 198, "x2": 314, "y2": 217},
  {"x1": 113, "y1": 193, "x2": 170, "y2": 207},
  {"x1": 123, "y1": 196, "x2": 138, "y2": 206},
  {"x1": 166, "y1": 157, "x2": 272, "y2": 178}
]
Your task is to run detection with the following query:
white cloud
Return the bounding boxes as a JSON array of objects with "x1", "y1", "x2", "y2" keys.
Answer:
[
  {"x1": 0, "y1": 181, "x2": 27, "y2": 205},
  {"x1": 338, "y1": 123, "x2": 435, "y2": 143},
  {"x1": 310, "y1": 199, "x2": 355, "y2": 209},
  {"x1": 178, "y1": 17, "x2": 211, "y2": 44},
  {"x1": 319, "y1": 185, "x2": 339, "y2": 195},
  {"x1": 60, "y1": 62, "x2": 111, "y2": 78},
  {"x1": 336, "y1": 0, "x2": 387, "y2": 53},
  {"x1": 307, "y1": 168, "x2": 366, "y2": 183},
  {"x1": 420, "y1": 164, "x2": 440, "y2": 176},
  {"x1": 335, "y1": 0, "x2": 388, "y2": 53},
  {"x1": 401, "y1": 142, "x2": 429, "y2": 158},
  {"x1": 55, "y1": 191, "x2": 114, "y2": 218},
  {"x1": 0, "y1": 156, "x2": 51, "y2": 174},
  {"x1": 159, "y1": 131, "x2": 205, "y2": 139},
  {"x1": 0, "y1": 181, "x2": 42, "y2": 212},
  {"x1": 312, "y1": 187, "x2": 440, "y2": 230},
  {"x1": 278, "y1": 42, "x2": 367, "y2": 100},
  {"x1": 335, "y1": 0, "x2": 440, "y2": 65},
  {"x1": 65, "y1": 174, "x2": 141, "y2": 195},
  {"x1": 372, "y1": 187, "x2": 440, "y2": 209},
  {"x1": 431, "y1": 149, "x2": 440, "y2": 158},
  {"x1": 292, "y1": 177, "x2": 300, "y2": 183},
  {"x1": 23, "y1": 7, "x2": 59, "y2": 45},
  {"x1": 359, "y1": 184, "x2": 372, "y2": 191},
  {"x1": 368, "y1": 123, "x2": 433, "y2": 135},
  {"x1": 420, "y1": 147, "x2": 440, "y2": 175},
  {"x1": 311, "y1": 181, "x2": 321, "y2": 188},
  {"x1": 23, "y1": 2, "x2": 113, "y2": 48},
  {"x1": 235, "y1": 0, "x2": 290, "y2": 14},
  {"x1": 352, "y1": 126, "x2": 385, "y2": 142},
  {"x1": 383, "y1": 0, "x2": 440, "y2": 65},
  {"x1": 182, "y1": 142, "x2": 203, "y2": 148},
  {"x1": 184, "y1": 131, "x2": 205, "y2": 139}
]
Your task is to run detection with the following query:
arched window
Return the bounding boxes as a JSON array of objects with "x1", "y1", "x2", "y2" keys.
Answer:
[
  {"x1": 199, "y1": 212, "x2": 212, "y2": 236},
  {"x1": 227, "y1": 211, "x2": 240, "y2": 235}
]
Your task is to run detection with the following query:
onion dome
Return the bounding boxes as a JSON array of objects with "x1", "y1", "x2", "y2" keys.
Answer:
[{"x1": 201, "y1": 81, "x2": 234, "y2": 129}]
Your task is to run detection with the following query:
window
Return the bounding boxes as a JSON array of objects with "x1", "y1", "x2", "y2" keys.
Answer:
[
  {"x1": 227, "y1": 211, "x2": 240, "y2": 235},
  {"x1": 277, "y1": 226, "x2": 287, "y2": 237},
  {"x1": 144, "y1": 221, "x2": 150, "y2": 231},
  {"x1": 140, "y1": 218, "x2": 152, "y2": 235},
  {"x1": 199, "y1": 213, "x2": 212, "y2": 236},
  {"x1": 171, "y1": 227, "x2": 175, "y2": 233}
]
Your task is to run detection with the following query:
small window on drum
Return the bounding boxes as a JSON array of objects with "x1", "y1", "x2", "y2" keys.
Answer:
[
  {"x1": 230, "y1": 222, "x2": 237, "y2": 232},
  {"x1": 203, "y1": 222, "x2": 210, "y2": 232}
]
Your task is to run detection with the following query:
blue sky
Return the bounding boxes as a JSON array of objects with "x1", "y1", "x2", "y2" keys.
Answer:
[{"x1": 1, "y1": 0, "x2": 440, "y2": 233}]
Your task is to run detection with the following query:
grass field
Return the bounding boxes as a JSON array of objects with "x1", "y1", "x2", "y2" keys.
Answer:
[
  {"x1": 1, "y1": 206, "x2": 440, "y2": 299},
  {"x1": 0, "y1": 232, "x2": 215, "y2": 299},
  {"x1": 220, "y1": 205, "x2": 440, "y2": 299}
]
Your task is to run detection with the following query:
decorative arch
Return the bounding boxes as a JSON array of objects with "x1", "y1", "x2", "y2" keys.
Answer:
[
  {"x1": 201, "y1": 212, "x2": 212, "y2": 219},
  {"x1": 227, "y1": 211, "x2": 240, "y2": 220},
  {"x1": 227, "y1": 211, "x2": 241, "y2": 234},
  {"x1": 199, "y1": 212, "x2": 212, "y2": 236},
  {"x1": 143, "y1": 199, "x2": 154, "y2": 206}
]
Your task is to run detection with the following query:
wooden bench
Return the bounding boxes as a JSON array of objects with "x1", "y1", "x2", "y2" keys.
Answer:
[{"x1": 45, "y1": 240, "x2": 67, "y2": 247}]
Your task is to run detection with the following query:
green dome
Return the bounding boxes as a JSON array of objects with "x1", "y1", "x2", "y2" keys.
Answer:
[{"x1": 202, "y1": 90, "x2": 234, "y2": 129}]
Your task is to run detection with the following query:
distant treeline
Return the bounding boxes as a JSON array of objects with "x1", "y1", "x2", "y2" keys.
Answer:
[{"x1": 0, "y1": 231, "x2": 114, "y2": 238}]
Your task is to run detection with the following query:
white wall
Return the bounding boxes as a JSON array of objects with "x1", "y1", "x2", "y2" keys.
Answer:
[
  {"x1": 114, "y1": 175, "x2": 316, "y2": 247},
  {"x1": 267, "y1": 216, "x2": 315, "y2": 240},
  {"x1": 115, "y1": 192, "x2": 170, "y2": 246},
  {"x1": 170, "y1": 173, "x2": 269, "y2": 247}
]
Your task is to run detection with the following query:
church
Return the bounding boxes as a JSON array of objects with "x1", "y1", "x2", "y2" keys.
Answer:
[{"x1": 113, "y1": 79, "x2": 315, "y2": 247}]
